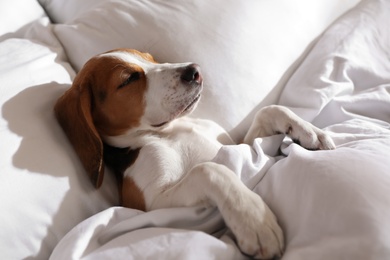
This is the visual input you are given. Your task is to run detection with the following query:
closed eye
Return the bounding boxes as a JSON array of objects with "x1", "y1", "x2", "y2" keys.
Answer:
[{"x1": 118, "y1": 72, "x2": 141, "y2": 89}]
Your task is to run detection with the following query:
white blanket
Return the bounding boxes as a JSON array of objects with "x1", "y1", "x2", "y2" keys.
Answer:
[{"x1": 50, "y1": 0, "x2": 390, "y2": 259}]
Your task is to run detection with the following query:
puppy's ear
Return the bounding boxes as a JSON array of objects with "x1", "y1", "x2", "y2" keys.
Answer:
[{"x1": 54, "y1": 74, "x2": 104, "y2": 188}]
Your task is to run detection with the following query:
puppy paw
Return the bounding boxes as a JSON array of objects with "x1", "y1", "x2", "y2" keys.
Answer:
[
  {"x1": 222, "y1": 190, "x2": 284, "y2": 259},
  {"x1": 244, "y1": 105, "x2": 336, "y2": 151},
  {"x1": 288, "y1": 122, "x2": 336, "y2": 150}
]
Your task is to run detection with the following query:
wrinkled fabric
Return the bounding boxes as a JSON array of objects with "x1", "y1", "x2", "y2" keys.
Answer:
[{"x1": 51, "y1": 1, "x2": 390, "y2": 259}]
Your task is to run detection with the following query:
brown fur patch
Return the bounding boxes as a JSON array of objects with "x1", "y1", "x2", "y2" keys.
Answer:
[
  {"x1": 54, "y1": 75, "x2": 104, "y2": 188},
  {"x1": 122, "y1": 177, "x2": 146, "y2": 211},
  {"x1": 103, "y1": 143, "x2": 144, "y2": 210},
  {"x1": 86, "y1": 54, "x2": 148, "y2": 136}
]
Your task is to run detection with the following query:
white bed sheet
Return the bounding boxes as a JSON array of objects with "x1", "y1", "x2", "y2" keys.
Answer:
[{"x1": 50, "y1": 0, "x2": 390, "y2": 259}]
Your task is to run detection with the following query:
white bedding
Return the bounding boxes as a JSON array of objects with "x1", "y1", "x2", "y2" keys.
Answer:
[
  {"x1": 0, "y1": 10, "x2": 117, "y2": 260},
  {"x1": 2, "y1": 0, "x2": 390, "y2": 259},
  {"x1": 50, "y1": 0, "x2": 390, "y2": 259}
]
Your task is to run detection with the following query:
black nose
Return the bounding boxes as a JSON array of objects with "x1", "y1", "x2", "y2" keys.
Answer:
[{"x1": 180, "y1": 64, "x2": 202, "y2": 84}]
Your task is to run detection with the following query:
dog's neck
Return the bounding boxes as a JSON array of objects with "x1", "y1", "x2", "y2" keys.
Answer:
[
  {"x1": 102, "y1": 116, "x2": 233, "y2": 157},
  {"x1": 102, "y1": 118, "x2": 186, "y2": 149},
  {"x1": 103, "y1": 128, "x2": 165, "y2": 149}
]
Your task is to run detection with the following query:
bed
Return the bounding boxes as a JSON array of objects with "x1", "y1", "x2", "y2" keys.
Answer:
[{"x1": 1, "y1": 0, "x2": 389, "y2": 259}]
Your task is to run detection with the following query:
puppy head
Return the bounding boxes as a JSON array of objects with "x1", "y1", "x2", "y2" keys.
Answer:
[
  {"x1": 54, "y1": 49, "x2": 203, "y2": 187},
  {"x1": 85, "y1": 49, "x2": 203, "y2": 136}
]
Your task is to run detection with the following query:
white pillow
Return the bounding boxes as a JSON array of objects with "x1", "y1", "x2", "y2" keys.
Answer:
[
  {"x1": 53, "y1": 0, "x2": 360, "y2": 142},
  {"x1": 0, "y1": 0, "x2": 45, "y2": 36},
  {"x1": 38, "y1": 0, "x2": 107, "y2": 23},
  {"x1": 0, "y1": 23, "x2": 118, "y2": 259}
]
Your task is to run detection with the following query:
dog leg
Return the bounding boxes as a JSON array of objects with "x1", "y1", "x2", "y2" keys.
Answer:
[
  {"x1": 244, "y1": 105, "x2": 335, "y2": 150},
  {"x1": 150, "y1": 162, "x2": 284, "y2": 259}
]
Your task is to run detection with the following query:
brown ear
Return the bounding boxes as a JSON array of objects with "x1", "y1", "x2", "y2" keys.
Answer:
[{"x1": 54, "y1": 76, "x2": 104, "y2": 188}]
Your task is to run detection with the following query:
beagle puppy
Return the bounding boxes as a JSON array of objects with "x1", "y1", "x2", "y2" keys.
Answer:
[{"x1": 54, "y1": 49, "x2": 335, "y2": 259}]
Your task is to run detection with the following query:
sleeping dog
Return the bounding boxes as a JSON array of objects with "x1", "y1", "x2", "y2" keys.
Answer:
[{"x1": 54, "y1": 49, "x2": 335, "y2": 259}]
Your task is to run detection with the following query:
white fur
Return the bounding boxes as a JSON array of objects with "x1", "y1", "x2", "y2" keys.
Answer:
[{"x1": 100, "y1": 50, "x2": 336, "y2": 259}]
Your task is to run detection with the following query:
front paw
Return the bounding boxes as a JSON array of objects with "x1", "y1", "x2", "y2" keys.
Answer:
[
  {"x1": 288, "y1": 123, "x2": 336, "y2": 150},
  {"x1": 222, "y1": 191, "x2": 284, "y2": 259},
  {"x1": 244, "y1": 105, "x2": 336, "y2": 150}
]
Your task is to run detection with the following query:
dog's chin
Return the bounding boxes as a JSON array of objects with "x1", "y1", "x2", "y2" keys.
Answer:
[
  {"x1": 180, "y1": 94, "x2": 201, "y2": 116},
  {"x1": 151, "y1": 94, "x2": 201, "y2": 128}
]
